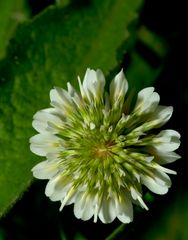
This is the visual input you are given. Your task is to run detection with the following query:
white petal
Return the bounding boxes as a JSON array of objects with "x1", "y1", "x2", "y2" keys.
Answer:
[
  {"x1": 154, "y1": 130, "x2": 181, "y2": 152},
  {"x1": 134, "y1": 87, "x2": 160, "y2": 115},
  {"x1": 136, "y1": 106, "x2": 173, "y2": 132},
  {"x1": 45, "y1": 175, "x2": 60, "y2": 197},
  {"x1": 46, "y1": 152, "x2": 60, "y2": 160},
  {"x1": 130, "y1": 186, "x2": 148, "y2": 210},
  {"x1": 116, "y1": 196, "x2": 133, "y2": 223},
  {"x1": 151, "y1": 106, "x2": 173, "y2": 127},
  {"x1": 98, "y1": 198, "x2": 116, "y2": 223},
  {"x1": 74, "y1": 192, "x2": 96, "y2": 221},
  {"x1": 158, "y1": 129, "x2": 181, "y2": 138},
  {"x1": 78, "y1": 76, "x2": 86, "y2": 100},
  {"x1": 54, "y1": 87, "x2": 72, "y2": 103},
  {"x1": 141, "y1": 171, "x2": 171, "y2": 195},
  {"x1": 45, "y1": 174, "x2": 72, "y2": 201},
  {"x1": 74, "y1": 192, "x2": 88, "y2": 219},
  {"x1": 50, "y1": 88, "x2": 63, "y2": 103},
  {"x1": 50, "y1": 87, "x2": 75, "y2": 114},
  {"x1": 155, "y1": 151, "x2": 181, "y2": 164},
  {"x1": 110, "y1": 69, "x2": 128, "y2": 104},
  {"x1": 32, "y1": 109, "x2": 62, "y2": 133},
  {"x1": 155, "y1": 165, "x2": 177, "y2": 175},
  {"x1": 81, "y1": 68, "x2": 105, "y2": 101},
  {"x1": 71, "y1": 92, "x2": 84, "y2": 110},
  {"x1": 30, "y1": 133, "x2": 62, "y2": 156},
  {"x1": 137, "y1": 196, "x2": 148, "y2": 210},
  {"x1": 130, "y1": 187, "x2": 140, "y2": 200},
  {"x1": 66, "y1": 83, "x2": 83, "y2": 110},
  {"x1": 32, "y1": 160, "x2": 60, "y2": 179},
  {"x1": 67, "y1": 82, "x2": 78, "y2": 97},
  {"x1": 62, "y1": 190, "x2": 78, "y2": 206}
]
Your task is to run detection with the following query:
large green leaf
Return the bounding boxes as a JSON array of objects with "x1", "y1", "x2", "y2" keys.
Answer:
[
  {"x1": 0, "y1": 0, "x2": 143, "y2": 217},
  {"x1": 0, "y1": 0, "x2": 29, "y2": 59}
]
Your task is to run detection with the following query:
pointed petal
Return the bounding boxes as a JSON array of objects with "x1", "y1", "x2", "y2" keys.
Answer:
[
  {"x1": 110, "y1": 69, "x2": 128, "y2": 104},
  {"x1": 153, "y1": 130, "x2": 181, "y2": 152},
  {"x1": 81, "y1": 68, "x2": 105, "y2": 102},
  {"x1": 137, "y1": 196, "x2": 148, "y2": 210},
  {"x1": 155, "y1": 151, "x2": 181, "y2": 164},
  {"x1": 155, "y1": 165, "x2": 177, "y2": 175},
  {"x1": 141, "y1": 170, "x2": 171, "y2": 195},
  {"x1": 31, "y1": 160, "x2": 60, "y2": 179},
  {"x1": 134, "y1": 87, "x2": 160, "y2": 115},
  {"x1": 151, "y1": 106, "x2": 173, "y2": 127},
  {"x1": 50, "y1": 87, "x2": 76, "y2": 115},
  {"x1": 67, "y1": 82, "x2": 78, "y2": 97},
  {"x1": 50, "y1": 88, "x2": 63, "y2": 103},
  {"x1": 32, "y1": 109, "x2": 62, "y2": 133},
  {"x1": 45, "y1": 174, "x2": 72, "y2": 201},
  {"x1": 30, "y1": 133, "x2": 62, "y2": 156}
]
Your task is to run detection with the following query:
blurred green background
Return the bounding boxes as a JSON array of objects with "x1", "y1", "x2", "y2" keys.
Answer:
[{"x1": 0, "y1": 0, "x2": 187, "y2": 239}]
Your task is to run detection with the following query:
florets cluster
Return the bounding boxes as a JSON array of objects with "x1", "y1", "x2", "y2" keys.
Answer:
[{"x1": 30, "y1": 69, "x2": 180, "y2": 223}]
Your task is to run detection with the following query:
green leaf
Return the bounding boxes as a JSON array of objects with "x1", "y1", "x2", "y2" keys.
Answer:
[
  {"x1": 0, "y1": 0, "x2": 29, "y2": 59},
  {"x1": 55, "y1": 0, "x2": 70, "y2": 7},
  {"x1": 126, "y1": 50, "x2": 162, "y2": 90},
  {"x1": 137, "y1": 26, "x2": 168, "y2": 58},
  {"x1": 0, "y1": 0, "x2": 143, "y2": 217},
  {"x1": 74, "y1": 232, "x2": 87, "y2": 240},
  {"x1": 126, "y1": 25, "x2": 168, "y2": 91}
]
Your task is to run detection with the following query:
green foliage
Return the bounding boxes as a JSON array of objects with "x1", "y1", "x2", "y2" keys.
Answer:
[
  {"x1": 126, "y1": 50, "x2": 162, "y2": 90},
  {"x1": 55, "y1": 0, "x2": 70, "y2": 7},
  {"x1": 143, "y1": 191, "x2": 188, "y2": 240},
  {"x1": 0, "y1": 0, "x2": 143, "y2": 217},
  {"x1": 126, "y1": 24, "x2": 168, "y2": 91},
  {"x1": 0, "y1": 0, "x2": 29, "y2": 59},
  {"x1": 138, "y1": 26, "x2": 168, "y2": 58}
]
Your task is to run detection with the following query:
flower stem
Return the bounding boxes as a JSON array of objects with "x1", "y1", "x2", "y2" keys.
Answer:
[{"x1": 105, "y1": 223, "x2": 127, "y2": 240}]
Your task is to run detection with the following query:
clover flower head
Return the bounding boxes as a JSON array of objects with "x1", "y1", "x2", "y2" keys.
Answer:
[{"x1": 30, "y1": 68, "x2": 181, "y2": 224}]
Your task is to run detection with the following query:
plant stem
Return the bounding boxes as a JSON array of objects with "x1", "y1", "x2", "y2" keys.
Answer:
[{"x1": 105, "y1": 224, "x2": 127, "y2": 240}]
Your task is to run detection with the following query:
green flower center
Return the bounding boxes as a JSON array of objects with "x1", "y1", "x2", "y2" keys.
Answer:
[{"x1": 92, "y1": 140, "x2": 115, "y2": 160}]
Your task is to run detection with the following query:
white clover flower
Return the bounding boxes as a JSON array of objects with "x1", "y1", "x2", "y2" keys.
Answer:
[{"x1": 30, "y1": 68, "x2": 181, "y2": 224}]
